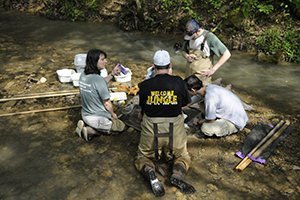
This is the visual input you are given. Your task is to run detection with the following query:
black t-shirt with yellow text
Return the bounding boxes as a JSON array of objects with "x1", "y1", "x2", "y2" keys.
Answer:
[{"x1": 139, "y1": 74, "x2": 191, "y2": 117}]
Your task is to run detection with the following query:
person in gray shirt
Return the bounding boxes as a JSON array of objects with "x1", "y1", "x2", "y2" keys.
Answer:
[
  {"x1": 184, "y1": 74, "x2": 248, "y2": 137},
  {"x1": 75, "y1": 49, "x2": 126, "y2": 142}
]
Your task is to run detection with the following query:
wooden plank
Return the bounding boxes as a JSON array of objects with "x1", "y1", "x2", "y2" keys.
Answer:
[
  {"x1": 0, "y1": 91, "x2": 80, "y2": 102},
  {"x1": 12, "y1": 89, "x2": 79, "y2": 97},
  {"x1": 236, "y1": 120, "x2": 290, "y2": 171},
  {"x1": 235, "y1": 120, "x2": 285, "y2": 170},
  {"x1": 0, "y1": 105, "x2": 81, "y2": 117}
]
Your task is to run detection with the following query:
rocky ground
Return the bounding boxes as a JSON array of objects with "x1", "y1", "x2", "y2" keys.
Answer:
[
  {"x1": 0, "y1": 9, "x2": 299, "y2": 198},
  {"x1": 0, "y1": 50, "x2": 299, "y2": 199}
]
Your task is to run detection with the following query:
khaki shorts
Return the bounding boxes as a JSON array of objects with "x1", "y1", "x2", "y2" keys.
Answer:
[
  {"x1": 83, "y1": 115, "x2": 126, "y2": 132},
  {"x1": 201, "y1": 118, "x2": 238, "y2": 137}
]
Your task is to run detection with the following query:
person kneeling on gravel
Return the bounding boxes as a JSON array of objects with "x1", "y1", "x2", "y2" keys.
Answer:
[
  {"x1": 75, "y1": 49, "x2": 126, "y2": 142},
  {"x1": 184, "y1": 74, "x2": 248, "y2": 137},
  {"x1": 135, "y1": 50, "x2": 196, "y2": 197}
]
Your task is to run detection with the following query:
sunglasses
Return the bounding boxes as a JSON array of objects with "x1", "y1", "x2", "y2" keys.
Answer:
[{"x1": 186, "y1": 30, "x2": 196, "y2": 36}]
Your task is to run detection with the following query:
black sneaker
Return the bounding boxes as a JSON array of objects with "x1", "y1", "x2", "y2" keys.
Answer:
[
  {"x1": 148, "y1": 169, "x2": 165, "y2": 197},
  {"x1": 170, "y1": 177, "x2": 196, "y2": 194}
]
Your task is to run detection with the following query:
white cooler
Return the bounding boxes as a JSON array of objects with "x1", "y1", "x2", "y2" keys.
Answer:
[
  {"x1": 74, "y1": 54, "x2": 87, "y2": 73},
  {"x1": 56, "y1": 69, "x2": 75, "y2": 83}
]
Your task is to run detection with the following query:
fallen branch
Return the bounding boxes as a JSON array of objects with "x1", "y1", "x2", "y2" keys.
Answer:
[
  {"x1": 0, "y1": 90, "x2": 80, "y2": 102},
  {"x1": 0, "y1": 105, "x2": 81, "y2": 117}
]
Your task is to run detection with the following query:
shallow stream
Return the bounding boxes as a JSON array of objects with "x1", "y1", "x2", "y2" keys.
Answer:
[{"x1": 0, "y1": 9, "x2": 299, "y2": 200}]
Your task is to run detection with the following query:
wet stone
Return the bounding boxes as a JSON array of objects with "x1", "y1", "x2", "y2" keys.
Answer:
[
  {"x1": 79, "y1": 145, "x2": 95, "y2": 155},
  {"x1": 26, "y1": 123, "x2": 45, "y2": 133},
  {"x1": 4, "y1": 81, "x2": 15, "y2": 90},
  {"x1": 58, "y1": 155, "x2": 72, "y2": 163},
  {"x1": 29, "y1": 141, "x2": 42, "y2": 148},
  {"x1": 1, "y1": 101, "x2": 17, "y2": 111},
  {"x1": 284, "y1": 188, "x2": 295, "y2": 194},
  {"x1": 175, "y1": 191, "x2": 185, "y2": 199},
  {"x1": 207, "y1": 183, "x2": 218, "y2": 191},
  {"x1": 208, "y1": 163, "x2": 219, "y2": 174},
  {"x1": 101, "y1": 169, "x2": 113, "y2": 178}
]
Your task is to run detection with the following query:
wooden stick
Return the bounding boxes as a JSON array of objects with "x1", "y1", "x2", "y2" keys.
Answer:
[
  {"x1": 235, "y1": 120, "x2": 285, "y2": 170},
  {"x1": 0, "y1": 105, "x2": 81, "y2": 117},
  {"x1": 237, "y1": 120, "x2": 290, "y2": 171},
  {"x1": 12, "y1": 89, "x2": 79, "y2": 97},
  {"x1": 0, "y1": 91, "x2": 80, "y2": 102},
  {"x1": 236, "y1": 120, "x2": 290, "y2": 171}
]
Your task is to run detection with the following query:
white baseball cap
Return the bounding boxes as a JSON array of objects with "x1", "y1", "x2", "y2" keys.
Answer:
[{"x1": 153, "y1": 50, "x2": 170, "y2": 66}]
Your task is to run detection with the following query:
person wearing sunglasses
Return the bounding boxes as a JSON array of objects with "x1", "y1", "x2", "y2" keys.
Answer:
[{"x1": 182, "y1": 19, "x2": 231, "y2": 85}]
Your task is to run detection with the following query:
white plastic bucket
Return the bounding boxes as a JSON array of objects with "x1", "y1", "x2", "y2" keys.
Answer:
[
  {"x1": 71, "y1": 72, "x2": 81, "y2": 87},
  {"x1": 74, "y1": 54, "x2": 87, "y2": 73},
  {"x1": 114, "y1": 68, "x2": 132, "y2": 83},
  {"x1": 56, "y1": 69, "x2": 75, "y2": 83}
]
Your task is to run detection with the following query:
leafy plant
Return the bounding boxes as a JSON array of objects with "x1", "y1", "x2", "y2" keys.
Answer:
[
  {"x1": 283, "y1": 29, "x2": 300, "y2": 62},
  {"x1": 256, "y1": 27, "x2": 300, "y2": 62},
  {"x1": 63, "y1": 1, "x2": 84, "y2": 21},
  {"x1": 257, "y1": 4, "x2": 274, "y2": 14},
  {"x1": 207, "y1": 0, "x2": 224, "y2": 9}
]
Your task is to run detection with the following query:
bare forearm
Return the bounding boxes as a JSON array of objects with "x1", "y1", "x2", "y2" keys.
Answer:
[
  {"x1": 103, "y1": 100, "x2": 117, "y2": 118},
  {"x1": 212, "y1": 49, "x2": 231, "y2": 72},
  {"x1": 104, "y1": 73, "x2": 114, "y2": 82},
  {"x1": 104, "y1": 65, "x2": 121, "y2": 82}
]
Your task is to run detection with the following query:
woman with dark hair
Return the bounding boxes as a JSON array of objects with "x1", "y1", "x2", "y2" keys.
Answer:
[{"x1": 75, "y1": 49, "x2": 126, "y2": 141}]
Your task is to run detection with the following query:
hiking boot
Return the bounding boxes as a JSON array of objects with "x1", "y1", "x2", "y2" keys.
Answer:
[
  {"x1": 75, "y1": 120, "x2": 84, "y2": 138},
  {"x1": 170, "y1": 176, "x2": 196, "y2": 194},
  {"x1": 148, "y1": 169, "x2": 165, "y2": 197}
]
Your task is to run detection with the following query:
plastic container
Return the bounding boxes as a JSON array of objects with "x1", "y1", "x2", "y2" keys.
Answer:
[
  {"x1": 74, "y1": 54, "x2": 87, "y2": 73},
  {"x1": 100, "y1": 69, "x2": 108, "y2": 78},
  {"x1": 110, "y1": 92, "x2": 127, "y2": 101},
  {"x1": 56, "y1": 69, "x2": 75, "y2": 83},
  {"x1": 71, "y1": 72, "x2": 81, "y2": 87},
  {"x1": 114, "y1": 68, "x2": 132, "y2": 83},
  {"x1": 116, "y1": 63, "x2": 128, "y2": 74}
]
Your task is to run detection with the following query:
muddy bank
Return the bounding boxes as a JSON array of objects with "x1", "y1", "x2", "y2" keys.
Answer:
[
  {"x1": 0, "y1": 9, "x2": 299, "y2": 200},
  {"x1": 0, "y1": 54, "x2": 299, "y2": 199}
]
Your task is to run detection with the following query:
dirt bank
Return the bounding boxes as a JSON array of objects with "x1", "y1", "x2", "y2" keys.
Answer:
[
  {"x1": 0, "y1": 8, "x2": 299, "y2": 199},
  {"x1": 1, "y1": 51, "x2": 299, "y2": 199}
]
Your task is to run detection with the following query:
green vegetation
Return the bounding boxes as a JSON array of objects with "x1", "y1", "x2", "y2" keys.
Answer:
[
  {"x1": 1, "y1": 0, "x2": 300, "y2": 63},
  {"x1": 256, "y1": 27, "x2": 300, "y2": 63},
  {"x1": 44, "y1": 0, "x2": 100, "y2": 21}
]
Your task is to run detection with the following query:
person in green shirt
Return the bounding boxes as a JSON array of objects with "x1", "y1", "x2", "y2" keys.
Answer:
[{"x1": 182, "y1": 19, "x2": 231, "y2": 84}]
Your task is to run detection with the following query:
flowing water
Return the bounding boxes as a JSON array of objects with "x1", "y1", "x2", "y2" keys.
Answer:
[
  {"x1": 1, "y1": 9, "x2": 299, "y2": 115},
  {"x1": 0, "y1": 9, "x2": 299, "y2": 200}
]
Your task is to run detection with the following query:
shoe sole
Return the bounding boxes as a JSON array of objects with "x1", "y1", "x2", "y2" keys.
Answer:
[
  {"x1": 148, "y1": 169, "x2": 165, "y2": 197},
  {"x1": 75, "y1": 120, "x2": 84, "y2": 138}
]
